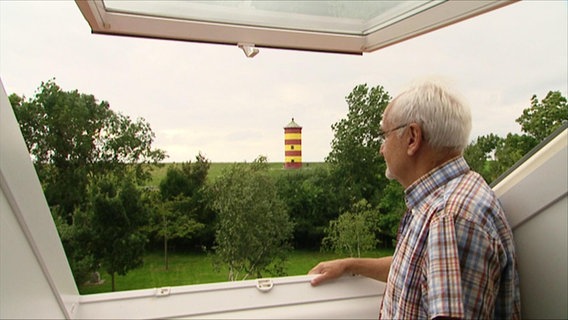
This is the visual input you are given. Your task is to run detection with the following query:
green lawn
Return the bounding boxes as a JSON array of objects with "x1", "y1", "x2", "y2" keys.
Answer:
[{"x1": 78, "y1": 249, "x2": 393, "y2": 295}]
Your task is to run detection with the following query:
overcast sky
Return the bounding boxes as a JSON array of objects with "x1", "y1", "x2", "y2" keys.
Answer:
[{"x1": 1, "y1": 1, "x2": 566, "y2": 163}]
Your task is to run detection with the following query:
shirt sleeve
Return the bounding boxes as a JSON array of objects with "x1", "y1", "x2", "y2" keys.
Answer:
[
  {"x1": 427, "y1": 213, "x2": 503, "y2": 319},
  {"x1": 426, "y1": 213, "x2": 465, "y2": 319}
]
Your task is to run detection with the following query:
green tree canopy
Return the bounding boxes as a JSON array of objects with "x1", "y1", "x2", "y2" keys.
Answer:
[
  {"x1": 465, "y1": 91, "x2": 566, "y2": 184},
  {"x1": 10, "y1": 80, "x2": 166, "y2": 285},
  {"x1": 211, "y1": 156, "x2": 293, "y2": 280},
  {"x1": 276, "y1": 166, "x2": 342, "y2": 249},
  {"x1": 322, "y1": 199, "x2": 378, "y2": 257},
  {"x1": 326, "y1": 84, "x2": 391, "y2": 208},
  {"x1": 160, "y1": 153, "x2": 209, "y2": 200},
  {"x1": 464, "y1": 134, "x2": 504, "y2": 182},
  {"x1": 516, "y1": 91, "x2": 567, "y2": 141},
  {"x1": 10, "y1": 79, "x2": 166, "y2": 220},
  {"x1": 151, "y1": 153, "x2": 211, "y2": 268},
  {"x1": 88, "y1": 174, "x2": 150, "y2": 291},
  {"x1": 493, "y1": 133, "x2": 539, "y2": 178},
  {"x1": 325, "y1": 84, "x2": 405, "y2": 247},
  {"x1": 376, "y1": 181, "x2": 405, "y2": 246}
]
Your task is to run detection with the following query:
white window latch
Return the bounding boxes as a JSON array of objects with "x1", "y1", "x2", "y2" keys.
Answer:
[{"x1": 256, "y1": 278, "x2": 273, "y2": 292}]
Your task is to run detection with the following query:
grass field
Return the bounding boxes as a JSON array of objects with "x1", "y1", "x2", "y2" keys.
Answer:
[
  {"x1": 147, "y1": 162, "x2": 328, "y2": 187},
  {"x1": 78, "y1": 249, "x2": 393, "y2": 295}
]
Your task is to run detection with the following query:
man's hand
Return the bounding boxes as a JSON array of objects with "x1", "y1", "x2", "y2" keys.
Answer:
[
  {"x1": 309, "y1": 256, "x2": 393, "y2": 285},
  {"x1": 308, "y1": 259, "x2": 351, "y2": 286}
]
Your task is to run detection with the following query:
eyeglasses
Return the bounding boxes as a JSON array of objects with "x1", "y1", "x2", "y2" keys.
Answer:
[{"x1": 378, "y1": 123, "x2": 409, "y2": 140}]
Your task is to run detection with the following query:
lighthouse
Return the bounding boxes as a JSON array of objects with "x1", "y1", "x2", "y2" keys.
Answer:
[{"x1": 284, "y1": 118, "x2": 302, "y2": 169}]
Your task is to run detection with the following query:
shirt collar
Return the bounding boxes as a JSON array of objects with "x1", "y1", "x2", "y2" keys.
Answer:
[{"x1": 404, "y1": 156, "x2": 470, "y2": 210}]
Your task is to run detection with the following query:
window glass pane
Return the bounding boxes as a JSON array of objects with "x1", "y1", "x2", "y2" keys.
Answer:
[{"x1": 103, "y1": 0, "x2": 435, "y2": 35}]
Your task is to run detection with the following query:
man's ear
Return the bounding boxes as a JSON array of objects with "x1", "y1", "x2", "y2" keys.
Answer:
[{"x1": 406, "y1": 124, "x2": 422, "y2": 156}]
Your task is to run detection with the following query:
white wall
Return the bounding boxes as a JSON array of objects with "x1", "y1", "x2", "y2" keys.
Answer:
[
  {"x1": 0, "y1": 79, "x2": 79, "y2": 319},
  {"x1": 494, "y1": 127, "x2": 568, "y2": 319}
]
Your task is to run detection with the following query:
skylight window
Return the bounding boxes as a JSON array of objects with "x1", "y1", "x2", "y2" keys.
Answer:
[
  {"x1": 102, "y1": 1, "x2": 430, "y2": 36},
  {"x1": 77, "y1": 0, "x2": 514, "y2": 54}
]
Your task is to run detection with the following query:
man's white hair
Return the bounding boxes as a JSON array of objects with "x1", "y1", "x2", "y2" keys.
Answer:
[{"x1": 389, "y1": 78, "x2": 472, "y2": 152}]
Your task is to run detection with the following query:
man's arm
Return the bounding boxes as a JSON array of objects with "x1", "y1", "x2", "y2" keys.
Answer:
[{"x1": 308, "y1": 256, "x2": 393, "y2": 286}]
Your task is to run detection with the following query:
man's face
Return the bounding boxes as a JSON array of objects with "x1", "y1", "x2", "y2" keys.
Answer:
[
  {"x1": 379, "y1": 105, "x2": 407, "y2": 182},
  {"x1": 380, "y1": 99, "x2": 410, "y2": 184},
  {"x1": 380, "y1": 126, "x2": 398, "y2": 181}
]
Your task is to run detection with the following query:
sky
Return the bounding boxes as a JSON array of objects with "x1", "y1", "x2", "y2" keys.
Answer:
[{"x1": 0, "y1": 1, "x2": 566, "y2": 163}]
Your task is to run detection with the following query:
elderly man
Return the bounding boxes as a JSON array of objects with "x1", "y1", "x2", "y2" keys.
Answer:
[{"x1": 309, "y1": 79, "x2": 521, "y2": 319}]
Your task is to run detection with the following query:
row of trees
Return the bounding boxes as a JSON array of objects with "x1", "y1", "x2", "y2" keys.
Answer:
[
  {"x1": 465, "y1": 91, "x2": 567, "y2": 183},
  {"x1": 10, "y1": 80, "x2": 566, "y2": 290}
]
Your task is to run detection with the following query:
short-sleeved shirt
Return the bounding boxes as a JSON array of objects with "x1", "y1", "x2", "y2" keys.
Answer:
[{"x1": 379, "y1": 156, "x2": 521, "y2": 319}]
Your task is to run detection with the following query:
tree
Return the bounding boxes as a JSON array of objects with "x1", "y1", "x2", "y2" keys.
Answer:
[
  {"x1": 516, "y1": 91, "x2": 567, "y2": 141},
  {"x1": 325, "y1": 84, "x2": 404, "y2": 247},
  {"x1": 152, "y1": 154, "x2": 211, "y2": 269},
  {"x1": 464, "y1": 92, "x2": 567, "y2": 184},
  {"x1": 51, "y1": 206, "x2": 96, "y2": 285},
  {"x1": 465, "y1": 132, "x2": 540, "y2": 184},
  {"x1": 322, "y1": 199, "x2": 378, "y2": 257},
  {"x1": 464, "y1": 134, "x2": 504, "y2": 182},
  {"x1": 326, "y1": 84, "x2": 392, "y2": 208},
  {"x1": 10, "y1": 79, "x2": 166, "y2": 222},
  {"x1": 10, "y1": 79, "x2": 165, "y2": 284},
  {"x1": 89, "y1": 174, "x2": 149, "y2": 291},
  {"x1": 211, "y1": 156, "x2": 293, "y2": 280},
  {"x1": 276, "y1": 166, "x2": 342, "y2": 250},
  {"x1": 493, "y1": 133, "x2": 539, "y2": 179},
  {"x1": 376, "y1": 181, "x2": 405, "y2": 247}
]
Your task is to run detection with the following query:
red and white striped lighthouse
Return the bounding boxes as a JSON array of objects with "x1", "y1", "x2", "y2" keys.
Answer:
[{"x1": 284, "y1": 118, "x2": 302, "y2": 169}]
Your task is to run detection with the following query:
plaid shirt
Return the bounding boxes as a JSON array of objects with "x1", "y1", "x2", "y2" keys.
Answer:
[{"x1": 379, "y1": 157, "x2": 520, "y2": 319}]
